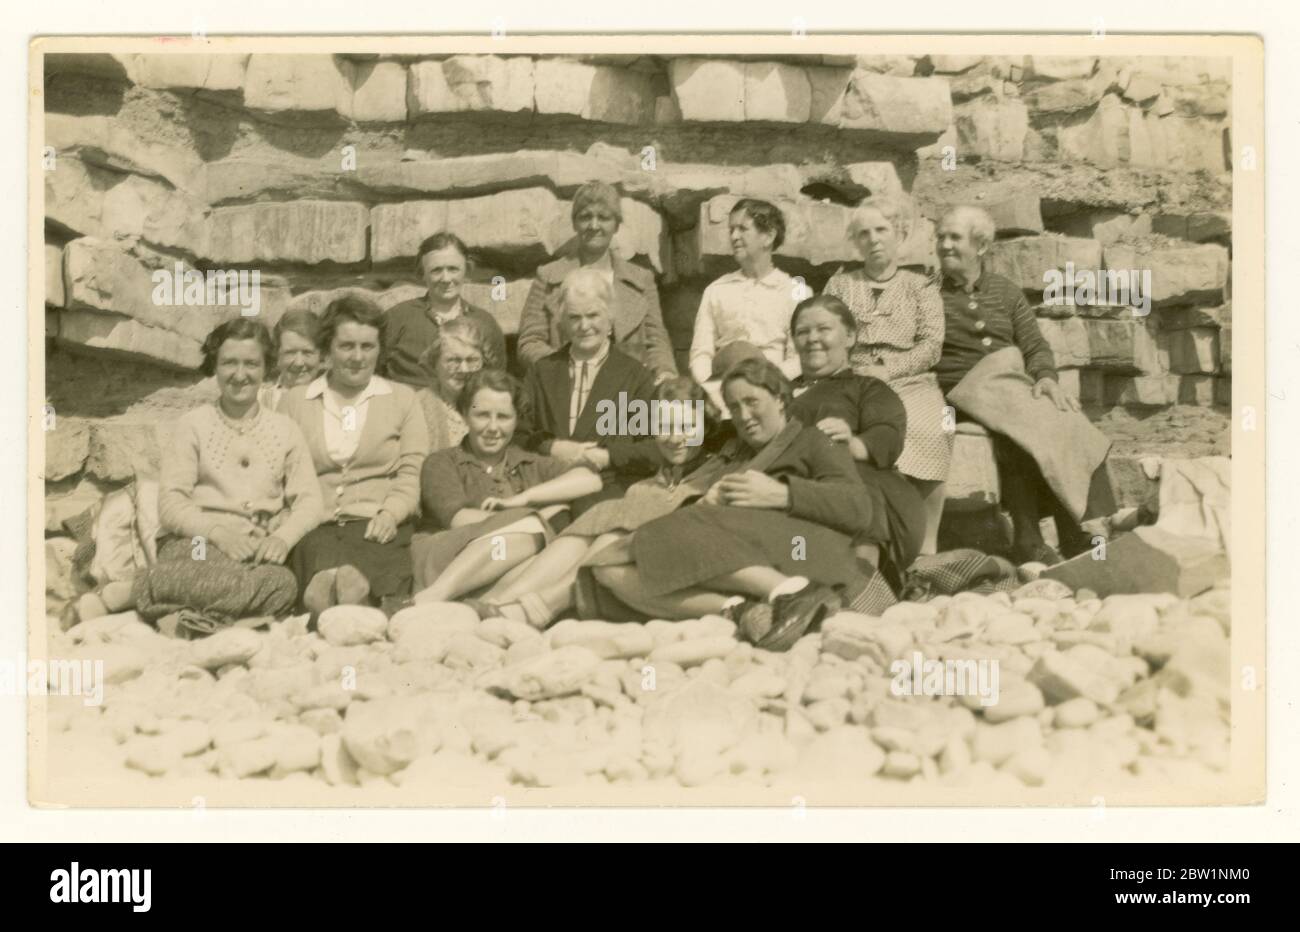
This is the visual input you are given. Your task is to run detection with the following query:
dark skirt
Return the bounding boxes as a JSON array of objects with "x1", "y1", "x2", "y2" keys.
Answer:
[
  {"x1": 632, "y1": 504, "x2": 869, "y2": 598},
  {"x1": 857, "y1": 463, "x2": 926, "y2": 589},
  {"x1": 289, "y1": 519, "x2": 414, "y2": 602}
]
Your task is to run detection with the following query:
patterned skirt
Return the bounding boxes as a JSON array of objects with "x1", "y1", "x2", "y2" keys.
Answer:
[{"x1": 889, "y1": 371, "x2": 954, "y2": 482}]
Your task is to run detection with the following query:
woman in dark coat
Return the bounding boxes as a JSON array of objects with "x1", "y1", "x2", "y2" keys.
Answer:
[
  {"x1": 786, "y1": 293, "x2": 926, "y2": 591},
  {"x1": 596, "y1": 357, "x2": 892, "y2": 651},
  {"x1": 516, "y1": 267, "x2": 663, "y2": 514}
]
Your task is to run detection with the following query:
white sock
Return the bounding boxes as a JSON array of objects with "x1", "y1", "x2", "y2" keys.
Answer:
[
  {"x1": 767, "y1": 576, "x2": 809, "y2": 603},
  {"x1": 719, "y1": 595, "x2": 746, "y2": 611}
]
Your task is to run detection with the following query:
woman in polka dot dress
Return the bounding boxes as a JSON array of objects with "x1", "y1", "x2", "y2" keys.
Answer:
[{"x1": 823, "y1": 196, "x2": 952, "y2": 555}]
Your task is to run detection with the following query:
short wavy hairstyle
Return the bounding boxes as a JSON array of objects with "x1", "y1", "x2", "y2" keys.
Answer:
[
  {"x1": 654, "y1": 374, "x2": 722, "y2": 443},
  {"x1": 940, "y1": 205, "x2": 998, "y2": 251},
  {"x1": 719, "y1": 356, "x2": 793, "y2": 412},
  {"x1": 730, "y1": 198, "x2": 786, "y2": 251},
  {"x1": 418, "y1": 314, "x2": 502, "y2": 374},
  {"x1": 848, "y1": 194, "x2": 914, "y2": 242},
  {"x1": 559, "y1": 266, "x2": 614, "y2": 313},
  {"x1": 272, "y1": 310, "x2": 322, "y2": 351},
  {"x1": 456, "y1": 367, "x2": 532, "y2": 423},
  {"x1": 200, "y1": 317, "x2": 276, "y2": 378},
  {"x1": 316, "y1": 293, "x2": 386, "y2": 357},
  {"x1": 790, "y1": 293, "x2": 857, "y2": 344},
  {"x1": 414, "y1": 231, "x2": 472, "y2": 278}
]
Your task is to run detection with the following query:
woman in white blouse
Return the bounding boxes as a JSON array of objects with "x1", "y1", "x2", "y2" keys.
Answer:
[{"x1": 689, "y1": 198, "x2": 802, "y2": 409}]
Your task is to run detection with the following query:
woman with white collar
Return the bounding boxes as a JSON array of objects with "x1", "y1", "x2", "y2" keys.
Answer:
[{"x1": 279, "y1": 294, "x2": 429, "y2": 615}]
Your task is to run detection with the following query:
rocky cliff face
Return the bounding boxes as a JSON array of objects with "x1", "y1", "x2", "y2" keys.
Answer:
[{"x1": 42, "y1": 51, "x2": 1233, "y2": 568}]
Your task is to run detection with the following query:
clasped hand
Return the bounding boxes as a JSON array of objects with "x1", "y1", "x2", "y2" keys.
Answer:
[{"x1": 705, "y1": 470, "x2": 790, "y2": 509}]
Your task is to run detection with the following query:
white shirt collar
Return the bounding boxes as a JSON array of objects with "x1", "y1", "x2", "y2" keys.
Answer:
[
  {"x1": 719, "y1": 266, "x2": 787, "y2": 288},
  {"x1": 305, "y1": 374, "x2": 394, "y2": 402},
  {"x1": 569, "y1": 340, "x2": 611, "y2": 370}
]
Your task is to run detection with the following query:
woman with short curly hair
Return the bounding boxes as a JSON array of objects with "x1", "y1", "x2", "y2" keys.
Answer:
[
  {"x1": 279, "y1": 293, "x2": 429, "y2": 615},
  {"x1": 689, "y1": 197, "x2": 803, "y2": 408},
  {"x1": 131, "y1": 318, "x2": 322, "y2": 634}
]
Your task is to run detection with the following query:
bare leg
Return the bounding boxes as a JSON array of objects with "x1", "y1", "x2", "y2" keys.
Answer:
[
  {"x1": 909, "y1": 477, "x2": 946, "y2": 556},
  {"x1": 414, "y1": 533, "x2": 541, "y2": 603},
  {"x1": 592, "y1": 565, "x2": 731, "y2": 620},
  {"x1": 698, "y1": 565, "x2": 789, "y2": 599},
  {"x1": 484, "y1": 536, "x2": 594, "y2": 603}
]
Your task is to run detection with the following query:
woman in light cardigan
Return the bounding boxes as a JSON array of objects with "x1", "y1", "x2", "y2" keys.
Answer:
[
  {"x1": 132, "y1": 318, "x2": 322, "y2": 632},
  {"x1": 279, "y1": 294, "x2": 429, "y2": 614}
]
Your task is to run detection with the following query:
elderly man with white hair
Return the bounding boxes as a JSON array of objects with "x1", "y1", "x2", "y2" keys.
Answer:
[
  {"x1": 516, "y1": 266, "x2": 663, "y2": 514},
  {"x1": 935, "y1": 205, "x2": 1114, "y2": 566}
]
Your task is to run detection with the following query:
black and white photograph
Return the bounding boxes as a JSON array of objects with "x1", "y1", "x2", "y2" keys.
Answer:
[{"x1": 27, "y1": 32, "x2": 1263, "y2": 809}]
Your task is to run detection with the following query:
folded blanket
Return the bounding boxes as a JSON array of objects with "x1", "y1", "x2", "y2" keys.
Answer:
[
  {"x1": 948, "y1": 346, "x2": 1112, "y2": 522},
  {"x1": 1151, "y1": 456, "x2": 1231, "y2": 550}
]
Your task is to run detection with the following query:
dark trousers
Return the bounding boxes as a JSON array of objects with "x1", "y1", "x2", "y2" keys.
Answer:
[{"x1": 988, "y1": 431, "x2": 1092, "y2": 556}]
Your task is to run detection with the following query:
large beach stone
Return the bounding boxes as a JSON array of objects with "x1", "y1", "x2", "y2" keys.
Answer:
[
  {"x1": 188, "y1": 628, "x2": 264, "y2": 671},
  {"x1": 218, "y1": 736, "x2": 280, "y2": 778},
  {"x1": 548, "y1": 620, "x2": 653, "y2": 660},
  {"x1": 1027, "y1": 651, "x2": 1121, "y2": 706},
  {"x1": 972, "y1": 717, "x2": 1041, "y2": 766},
  {"x1": 648, "y1": 636, "x2": 738, "y2": 668},
  {"x1": 820, "y1": 612, "x2": 912, "y2": 664},
  {"x1": 791, "y1": 725, "x2": 886, "y2": 778},
  {"x1": 387, "y1": 602, "x2": 479, "y2": 640},
  {"x1": 482, "y1": 646, "x2": 602, "y2": 701},
  {"x1": 982, "y1": 679, "x2": 1046, "y2": 723},
  {"x1": 341, "y1": 695, "x2": 442, "y2": 776},
  {"x1": 642, "y1": 679, "x2": 757, "y2": 757},
  {"x1": 317, "y1": 605, "x2": 388, "y2": 647}
]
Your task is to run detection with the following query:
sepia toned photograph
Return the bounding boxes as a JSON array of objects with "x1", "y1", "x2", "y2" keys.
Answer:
[{"x1": 28, "y1": 33, "x2": 1263, "y2": 808}]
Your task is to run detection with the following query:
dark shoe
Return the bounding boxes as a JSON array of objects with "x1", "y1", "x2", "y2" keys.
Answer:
[
  {"x1": 1011, "y1": 541, "x2": 1063, "y2": 567},
  {"x1": 759, "y1": 583, "x2": 842, "y2": 652},
  {"x1": 380, "y1": 595, "x2": 414, "y2": 618},
  {"x1": 732, "y1": 601, "x2": 772, "y2": 644},
  {"x1": 1055, "y1": 521, "x2": 1095, "y2": 560}
]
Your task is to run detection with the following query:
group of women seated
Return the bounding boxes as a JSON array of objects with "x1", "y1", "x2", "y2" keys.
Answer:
[{"x1": 130, "y1": 182, "x2": 952, "y2": 648}]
